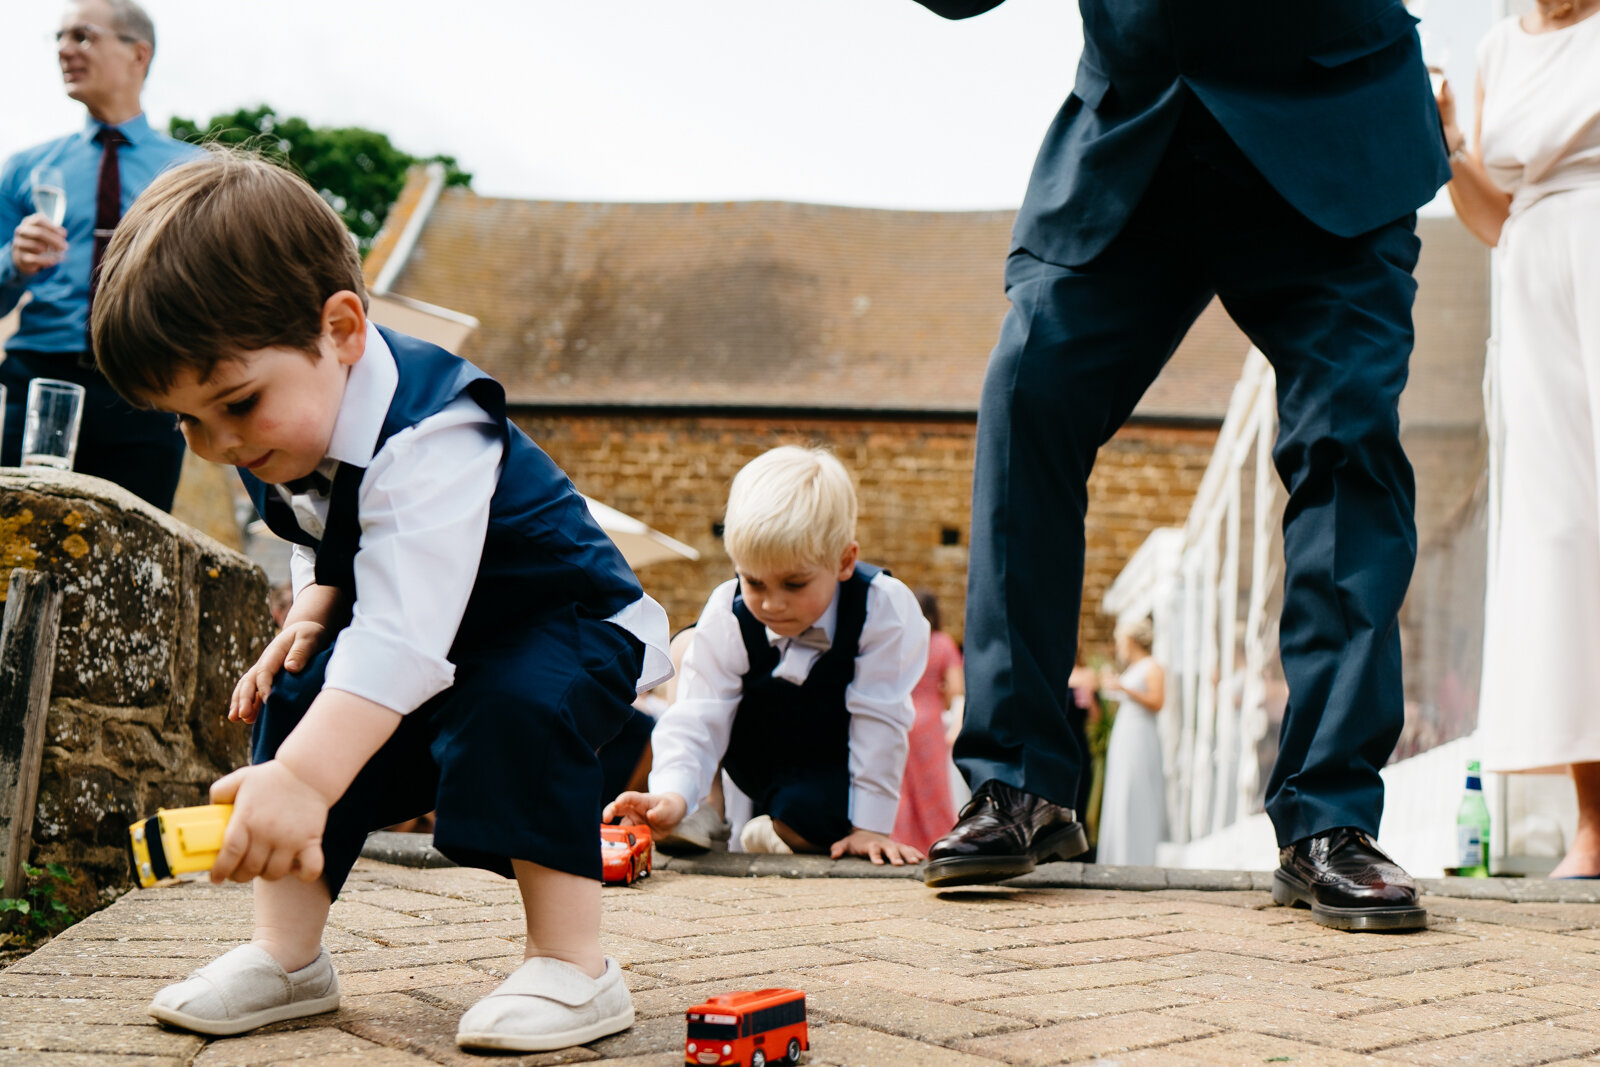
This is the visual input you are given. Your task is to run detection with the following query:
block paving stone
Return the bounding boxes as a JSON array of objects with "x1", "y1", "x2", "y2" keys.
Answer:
[
  {"x1": 1153, "y1": 970, "x2": 1400, "y2": 1016},
  {"x1": 1371, "y1": 1019, "x2": 1600, "y2": 1065},
  {"x1": 8, "y1": 858, "x2": 1600, "y2": 1064},
  {"x1": 1159, "y1": 998, "x2": 1424, "y2": 1053},
  {"x1": 1331, "y1": 963, "x2": 1539, "y2": 1006},
  {"x1": 1360, "y1": 990, "x2": 1578, "y2": 1038}
]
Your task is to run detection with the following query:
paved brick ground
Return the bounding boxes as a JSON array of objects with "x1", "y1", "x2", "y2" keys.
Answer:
[{"x1": 7, "y1": 858, "x2": 1600, "y2": 1065}]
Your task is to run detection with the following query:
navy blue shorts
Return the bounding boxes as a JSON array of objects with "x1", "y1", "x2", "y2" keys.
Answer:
[
  {"x1": 598, "y1": 706, "x2": 655, "y2": 802},
  {"x1": 728, "y1": 759, "x2": 853, "y2": 849},
  {"x1": 252, "y1": 611, "x2": 642, "y2": 896}
]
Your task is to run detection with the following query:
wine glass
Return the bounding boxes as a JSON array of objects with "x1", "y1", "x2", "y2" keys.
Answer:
[
  {"x1": 29, "y1": 165, "x2": 67, "y2": 227},
  {"x1": 29, "y1": 165, "x2": 67, "y2": 267}
]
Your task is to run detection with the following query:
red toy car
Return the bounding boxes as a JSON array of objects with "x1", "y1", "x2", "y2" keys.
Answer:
[
  {"x1": 685, "y1": 988, "x2": 807, "y2": 1066},
  {"x1": 601, "y1": 823, "x2": 652, "y2": 885}
]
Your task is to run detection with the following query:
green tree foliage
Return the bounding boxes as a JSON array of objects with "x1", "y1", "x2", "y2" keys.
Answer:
[{"x1": 169, "y1": 106, "x2": 471, "y2": 254}]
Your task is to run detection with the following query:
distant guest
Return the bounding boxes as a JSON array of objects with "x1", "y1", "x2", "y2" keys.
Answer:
[
  {"x1": 1096, "y1": 619, "x2": 1166, "y2": 866},
  {"x1": 0, "y1": 0, "x2": 201, "y2": 508},
  {"x1": 893, "y1": 589, "x2": 963, "y2": 853}
]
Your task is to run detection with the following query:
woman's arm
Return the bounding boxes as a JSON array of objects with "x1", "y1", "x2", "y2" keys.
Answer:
[
  {"x1": 942, "y1": 658, "x2": 966, "y2": 746},
  {"x1": 1119, "y1": 660, "x2": 1165, "y2": 714},
  {"x1": 1442, "y1": 76, "x2": 1513, "y2": 247},
  {"x1": 941, "y1": 659, "x2": 965, "y2": 706}
]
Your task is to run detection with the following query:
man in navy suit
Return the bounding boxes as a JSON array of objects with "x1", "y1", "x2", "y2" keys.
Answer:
[{"x1": 917, "y1": 0, "x2": 1450, "y2": 931}]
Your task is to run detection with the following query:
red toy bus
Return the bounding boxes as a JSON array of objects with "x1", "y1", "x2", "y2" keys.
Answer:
[{"x1": 684, "y1": 988, "x2": 807, "y2": 1066}]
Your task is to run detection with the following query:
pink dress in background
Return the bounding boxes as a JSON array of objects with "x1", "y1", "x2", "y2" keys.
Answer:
[{"x1": 894, "y1": 630, "x2": 962, "y2": 851}]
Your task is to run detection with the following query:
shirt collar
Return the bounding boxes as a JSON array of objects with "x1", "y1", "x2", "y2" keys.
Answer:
[
  {"x1": 764, "y1": 583, "x2": 841, "y2": 648},
  {"x1": 82, "y1": 111, "x2": 154, "y2": 146},
  {"x1": 323, "y1": 321, "x2": 397, "y2": 470}
]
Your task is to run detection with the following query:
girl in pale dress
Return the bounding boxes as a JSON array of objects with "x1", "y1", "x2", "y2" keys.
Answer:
[
  {"x1": 1096, "y1": 618, "x2": 1166, "y2": 866},
  {"x1": 1437, "y1": 0, "x2": 1600, "y2": 877}
]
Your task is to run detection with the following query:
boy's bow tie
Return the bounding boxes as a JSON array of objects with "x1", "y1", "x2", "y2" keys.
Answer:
[
  {"x1": 774, "y1": 626, "x2": 830, "y2": 653},
  {"x1": 283, "y1": 470, "x2": 332, "y2": 496}
]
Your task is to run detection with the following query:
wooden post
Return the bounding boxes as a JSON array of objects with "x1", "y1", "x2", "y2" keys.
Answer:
[{"x1": 0, "y1": 570, "x2": 63, "y2": 897}]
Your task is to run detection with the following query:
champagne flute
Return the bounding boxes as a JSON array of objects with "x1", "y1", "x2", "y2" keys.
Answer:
[
  {"x1": 30, "y1": 165, "x2": 67, "y2": 227},
  {"x1": 29, "y1": 165, "x2": 67, "y2": 267}
]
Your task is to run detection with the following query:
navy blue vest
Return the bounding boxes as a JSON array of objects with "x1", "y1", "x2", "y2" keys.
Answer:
[
  {"x1": 240, "y1": 327, "x2": 643, "y2": 660},
  {"x1": 721, "y1": 563, "x2": 883, "y2": 792}
]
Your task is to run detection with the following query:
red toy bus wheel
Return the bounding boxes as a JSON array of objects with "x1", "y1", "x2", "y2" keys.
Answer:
[
  {"x1": 751, "y1": 1051, "x2": 766, "y2": 1067},
  {"x1": 786, "y1": 1037, "x2": 801, "y2": 1062}
]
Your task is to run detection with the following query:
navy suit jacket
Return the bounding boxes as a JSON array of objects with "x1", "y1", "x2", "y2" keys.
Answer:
[{"x1": 917, "y1": 0, "x2": 1452, "y2": 266}]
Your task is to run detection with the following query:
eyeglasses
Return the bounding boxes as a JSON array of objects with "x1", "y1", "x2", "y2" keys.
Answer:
[{"x1": 53, "y1": 23, "x2": 140, "y2": 49}]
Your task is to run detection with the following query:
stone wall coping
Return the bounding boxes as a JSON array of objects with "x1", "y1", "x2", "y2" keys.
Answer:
[
  {"x1": 359, "y1": 831, "x2": 1600, "y2": 903},
  {"x1": 0, "y1": 468, "x2": 246, "y2": 567}
]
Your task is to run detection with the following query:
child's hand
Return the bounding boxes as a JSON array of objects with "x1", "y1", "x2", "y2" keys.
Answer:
[
  {"x1": 604, "y1": 791, "x2": 688, "y2": 833},
  {"x1": 231, "y1": 621, "x2": 329, "y2": 723},
  {"x1": 207, "y1": 761, "x2": 328, "y2": 884},
  {"x1": 829, "y1": 828, "x2": 925, "y2": 866}
]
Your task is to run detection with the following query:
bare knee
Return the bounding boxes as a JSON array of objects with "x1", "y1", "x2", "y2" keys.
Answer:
[{"x1": 771, "y1": 819, "x2": 822, "y2": 853}]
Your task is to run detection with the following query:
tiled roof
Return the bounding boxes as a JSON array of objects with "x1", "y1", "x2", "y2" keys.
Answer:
[{"x1": 379, "y1": 187, "x2": 1251, "y2": 419}]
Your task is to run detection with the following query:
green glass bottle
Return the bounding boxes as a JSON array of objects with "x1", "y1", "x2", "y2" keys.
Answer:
[{"x1": 1456, "y1": 760, "x2": 1491, "y2": 878}]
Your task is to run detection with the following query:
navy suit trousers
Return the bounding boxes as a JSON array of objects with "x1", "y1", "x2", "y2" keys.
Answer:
[{"x1": 958, "y1": 100, "x2": 1420, "y2": 847}]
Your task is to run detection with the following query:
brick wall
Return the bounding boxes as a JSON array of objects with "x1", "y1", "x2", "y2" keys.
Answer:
[{"x1": 513, "y1": 412, "x2": 1218, "y2": 663}]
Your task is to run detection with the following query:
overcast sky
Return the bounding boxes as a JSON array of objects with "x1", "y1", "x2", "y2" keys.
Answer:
[{"x1": 3, "y1": 1, "x2": 1493, "y2": 213}]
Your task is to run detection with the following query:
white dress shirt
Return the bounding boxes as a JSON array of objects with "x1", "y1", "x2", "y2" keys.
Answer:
[
  {"x1": 285, "y1": 324, "x2": 672, "y2": 714},
  {"x1": 647, "y1": 571, "x2": 929, "y2": 835}
]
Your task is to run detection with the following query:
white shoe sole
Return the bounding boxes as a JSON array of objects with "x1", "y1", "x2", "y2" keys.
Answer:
[
  {"x1": 149, "y1": 992, "x2": 341, "y2": 1036},
  {"x1": 457, "y1": 1004, "x2": 634, "y2": 1051}
]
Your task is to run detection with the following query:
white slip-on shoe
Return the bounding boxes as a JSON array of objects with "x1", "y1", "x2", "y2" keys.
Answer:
[
  {"x1": 148, "y1": 944, "x2": 340, "y2": 1036},
  {"x1": 738, "y1": 814, "x2": 794, "y2": 855},
  {"x1": 457, "y1": 956, "x2": 633, "y2": 1052}
]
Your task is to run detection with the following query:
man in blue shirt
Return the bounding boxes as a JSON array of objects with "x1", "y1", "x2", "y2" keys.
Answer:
[{"x1": 0, "y1": 0, "x2": 201, "y2": 509}]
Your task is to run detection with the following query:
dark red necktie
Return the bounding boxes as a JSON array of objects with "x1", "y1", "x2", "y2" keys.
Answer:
[{"x1": 86, "y1": 125, "x2": 128, "y2": 355}]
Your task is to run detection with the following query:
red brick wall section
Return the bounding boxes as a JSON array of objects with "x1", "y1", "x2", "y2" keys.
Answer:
[{"x1": 513, "y1": 413, "x2": 1217, "y2": 662}]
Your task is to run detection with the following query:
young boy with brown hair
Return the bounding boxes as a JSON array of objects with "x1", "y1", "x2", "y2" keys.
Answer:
[
  {"x1": 91, "y1": 151, "x2": 671, "y2": 1053},
  {"x1": 607, "y1": 445, "x2": 929, "y2": 864}
]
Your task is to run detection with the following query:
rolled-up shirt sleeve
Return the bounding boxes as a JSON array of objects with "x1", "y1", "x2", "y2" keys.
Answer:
[
  {"x1": 288, "y1": 544, "x2": 317, "y2": 600},
  {"x1": 320, "y1": 396, "x2": 503, "y2": 713},
  {"x1": 646, "y1": 580, "x2": 747, "y2": 811},
  {"x1": 0, "y1": 156, "x2": 27, "y2": 307},
  {"x1": 846, "y1": 576, "x2": 931, "y2": 833}
]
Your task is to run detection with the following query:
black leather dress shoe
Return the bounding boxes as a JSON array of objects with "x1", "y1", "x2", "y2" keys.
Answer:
[
  {"x1": 922, "y1": 780, "x2": 1087, "y2": 888},
  {"x1": 1273, "y1": 827, "x2": 1427, "y2": 932}
]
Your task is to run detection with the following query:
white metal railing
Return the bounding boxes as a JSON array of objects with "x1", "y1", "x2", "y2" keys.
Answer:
[{"x1": 1103, "y1": 349, "x2": 1284, "y2": 845}]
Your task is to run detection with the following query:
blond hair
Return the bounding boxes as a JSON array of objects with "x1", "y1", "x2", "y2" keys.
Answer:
[
  {"x1": 1116, "y1": 617, "x2": 1155, "y2": 653},
  {"x1": 723, "y1": 446, "x2": 857, "y2": 571},
  {"x1": 91, "y1": 148, "x2": 366, "y2": 405}
]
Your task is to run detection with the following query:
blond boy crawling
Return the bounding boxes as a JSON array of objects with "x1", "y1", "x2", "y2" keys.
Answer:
[{"x1": 608, "y1": 446, "x2": 929, "y2": 864}]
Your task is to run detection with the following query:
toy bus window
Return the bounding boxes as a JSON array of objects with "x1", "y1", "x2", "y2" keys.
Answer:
[
  {"x1": 686, "y1": 1013, "x2": 738, "y2": 1041},
  {"x1": 749, "y1": 1000, "x2": 804, "y2": 1034}
]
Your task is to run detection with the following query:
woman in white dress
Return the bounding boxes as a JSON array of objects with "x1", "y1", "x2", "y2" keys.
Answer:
[
  {"x1": 1096, "y1": 619, "x2": 1166, "y2": 866},
  {"x1": 1437, "y1": 0, "x2": 1600, "y2": 877}
]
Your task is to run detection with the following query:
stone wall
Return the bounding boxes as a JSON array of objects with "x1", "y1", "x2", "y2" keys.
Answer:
[
  {"x1": 0, "y1": 469, "x2": 272, "y2": 904},
  {"x1": 514, "y1": 412, "x2": 1218, "y2": 661}
]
